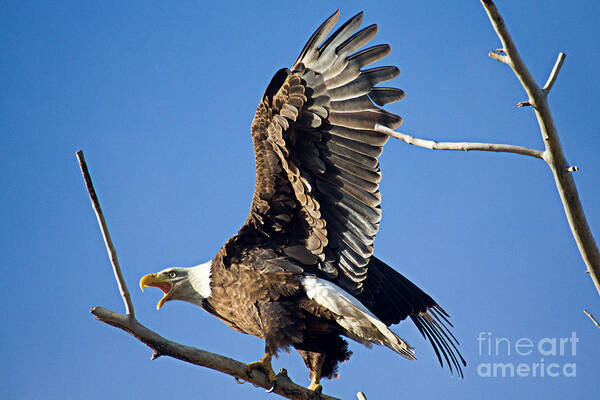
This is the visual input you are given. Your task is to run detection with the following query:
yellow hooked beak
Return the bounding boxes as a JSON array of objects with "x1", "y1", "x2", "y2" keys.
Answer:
[{"x1": 140, "y1": 273, "x2": 174, "y2": 310}]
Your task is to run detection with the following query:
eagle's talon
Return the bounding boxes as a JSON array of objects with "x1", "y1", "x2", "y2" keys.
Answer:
[
  {"x1": 247, "y1": 353, "x2": 278, "y2": 386},
  {"x1": 308, "y1": 383, "x2": 322, "y2": 398},
  {"x1": 309, "y1": 383, "x2": 322, "y2": 392},
  {"x1": 265, "y1": 380, "x2": 277, "y2": 393}
]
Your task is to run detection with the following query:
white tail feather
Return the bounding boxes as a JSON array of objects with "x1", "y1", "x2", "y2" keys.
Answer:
[{"x1": 301, "y1": 275, "x2": 416, "y2": 360}]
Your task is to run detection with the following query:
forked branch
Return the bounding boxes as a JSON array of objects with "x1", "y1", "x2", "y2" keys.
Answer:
[
  {"x1": 77, "y1": 150, "x2": 342, "y2": 400},
  {"x1": 480, "y1": 0, "x2": 600, "y2": 298},
  {"x1": 378, "y1": 1, "x2": 600, "y2": 301}
]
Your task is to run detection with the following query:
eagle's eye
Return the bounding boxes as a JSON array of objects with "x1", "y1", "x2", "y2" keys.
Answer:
[{"x1": 168, "y1": 271, "x2": 177, "y2": 278}]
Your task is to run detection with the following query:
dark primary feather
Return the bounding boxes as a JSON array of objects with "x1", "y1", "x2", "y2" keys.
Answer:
[{"x1": 359, "y1": 257, "x2": 466, "y2": 377}]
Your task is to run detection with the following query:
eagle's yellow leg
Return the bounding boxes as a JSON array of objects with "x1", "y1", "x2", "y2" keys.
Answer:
[
  {"x1": 307, "y1": 355, "x2": 324, "y2": 392},
  {"x1": 247, "y1": 353, "x2": 277, "y2": 383},
  {"x1": 307, "y1": 374, "x2": 322, "y2": 392}
]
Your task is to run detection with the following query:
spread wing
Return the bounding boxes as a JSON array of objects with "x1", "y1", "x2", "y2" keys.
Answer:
[{"x1": 246, "y1": 11, "x2": 403, "y2": 295}]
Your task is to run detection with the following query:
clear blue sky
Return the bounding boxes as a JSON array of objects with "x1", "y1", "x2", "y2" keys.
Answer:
[{"x1": 2, "y1": 1, "x2": 600, "y2": 399}]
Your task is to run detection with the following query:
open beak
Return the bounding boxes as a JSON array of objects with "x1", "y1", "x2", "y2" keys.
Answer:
[{"x1": 140, "y1": 273, "x2": 173, "y2": 310}]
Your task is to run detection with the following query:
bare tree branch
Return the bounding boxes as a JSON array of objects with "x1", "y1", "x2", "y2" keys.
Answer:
[
  {"x1": 516, "y1": 101, "x2": 532, "y2": 108},
  {"x1": 77, "y1": 150, "x2": 135, "y2": 317},
  {"x1": 77, "y1": 150, "x2": 342, "y2": 400},
  {"x1": 543, "y1": 52, "x2": 566, "y2": 93},
  {"x1": 480, "y1": 0, "x2": 600, "y2": 297},
  {"x1": 91, "y1": 306, "x2": 340, "y2": 400},
  {"x1": 584, "y1": 310, "x2": 600, "y2": 329},
  {"x1": 375, "y1": 124, "x2": 544, "y2": 159},
  {"x1": 488, "y1": 50, "x2": 508, "y2": 64}
]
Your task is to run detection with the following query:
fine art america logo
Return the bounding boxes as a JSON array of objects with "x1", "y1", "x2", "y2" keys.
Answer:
[{"x1": 477, "y1": 332, "x2": 578, "y2": 378}]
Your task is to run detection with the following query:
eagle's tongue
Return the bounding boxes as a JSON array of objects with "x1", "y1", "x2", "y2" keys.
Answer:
[{"x1": 153, "y1": 281, "x2": 172, "y2": 294}]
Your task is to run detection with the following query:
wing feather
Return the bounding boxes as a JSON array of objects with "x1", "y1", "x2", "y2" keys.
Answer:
[
  {"x1": 293, "y1": 10, "x2": 341, "y2": 70},
  {"x1": 357, "y1": 257, "x2": 466, "y2": 377}
]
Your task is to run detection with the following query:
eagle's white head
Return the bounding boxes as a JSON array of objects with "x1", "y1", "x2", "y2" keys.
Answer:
[{"x1": 139, "y1": 261, "x2": 212, "y2": 309}]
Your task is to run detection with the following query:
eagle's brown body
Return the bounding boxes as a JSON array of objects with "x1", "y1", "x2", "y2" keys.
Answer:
[
  {"x1": 203, "y1": 246, "x2": 350, "y2": 378},
  {"x1": 141, "y1": 10, "x2": 465, "y2": 389}
]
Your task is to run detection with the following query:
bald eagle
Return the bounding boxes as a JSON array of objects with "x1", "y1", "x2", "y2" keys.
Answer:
[{"x1": 140, "y1": 10, "x2": 465, "y2": 391}]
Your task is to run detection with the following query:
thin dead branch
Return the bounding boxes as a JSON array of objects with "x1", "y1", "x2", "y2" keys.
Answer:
[
  {"x1": 77, "y1": 150, "x2": 135, "y2": 317},
  {"x1": 584, "y1": 310, "x2": 600, "y2": 329},
  {"x1": 375, "y1": 124, "x2": 544, "y2": 159},
  {"x1": 542, "y1": 52, "x2": 566, "y2": 93},
  {"x1": 77, "y1": 150, "x2": 341, "y2": 400},
  {"x1": 488, "y1": 50, "x2": 508, "y2": 64}
]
